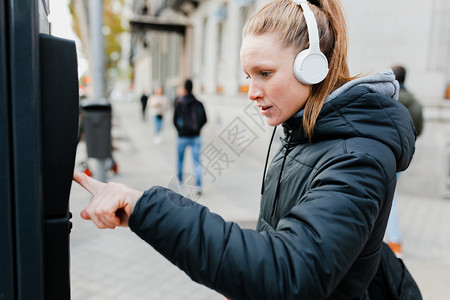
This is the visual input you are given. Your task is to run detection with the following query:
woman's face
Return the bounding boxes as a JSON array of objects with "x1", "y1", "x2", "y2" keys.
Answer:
[{"x1": 240, "y1": 33, "x2": 311, "y2": 126}]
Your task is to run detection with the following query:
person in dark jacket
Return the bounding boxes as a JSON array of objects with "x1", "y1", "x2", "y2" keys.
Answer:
[
  {"x1": 139, "y1": 92, "x2": 148, "y2": 122},
  {"x1": 173, "y1": 79, "x2": 207, "y2": 193},
  {"x1": 392, "y1": 65, "x2": 424, "y2": 136},
  {"x1": 73, "y1": 0, "x2": 419, "y2": 299}
]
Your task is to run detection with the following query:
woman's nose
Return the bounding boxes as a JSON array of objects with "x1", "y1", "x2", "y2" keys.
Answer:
[{"x1": 248, "y1": 81, "x2": 263, "y2": 101}]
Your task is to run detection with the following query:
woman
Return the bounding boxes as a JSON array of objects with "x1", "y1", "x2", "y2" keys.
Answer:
[
  {"x1": 148, "y1": 86, "x2": 168, "y2": 144},
  {"x1": 74, "y1": 0, "x2": 417, "y2": 298}
]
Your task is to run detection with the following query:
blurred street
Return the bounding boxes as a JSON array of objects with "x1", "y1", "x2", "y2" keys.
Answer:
[{"x1": 69, "y1": 97, "x2": 450, "y2": 299}]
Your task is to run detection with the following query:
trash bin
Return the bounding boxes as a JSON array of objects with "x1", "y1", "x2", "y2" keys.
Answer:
[{"x1": 80, "y1": 100, "x2": 112, "y2": 159}]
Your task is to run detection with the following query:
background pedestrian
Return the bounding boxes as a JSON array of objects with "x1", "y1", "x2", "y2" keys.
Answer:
[
  {"x1": 173, "y1": 79, "x2": 207, "y2": 194},
  {"x1": 148, "y1": 86, "x2": 168, "y2": 144},
  {"x1": 139, "y1": 91, "x2": 148, "y2": 121}
]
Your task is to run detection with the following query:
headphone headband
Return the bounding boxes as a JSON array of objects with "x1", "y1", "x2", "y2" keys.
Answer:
[
  {"x1": 291, "y1": 0, "x2": 328, "y2": 85},
  {"x1": 292, "y1": 0, "x2": 320, "y2": 52}
]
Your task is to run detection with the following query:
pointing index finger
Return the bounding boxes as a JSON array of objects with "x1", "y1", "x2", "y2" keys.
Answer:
[{"x1": 73, "y1": 171, "x2": 105, "y2": 195}]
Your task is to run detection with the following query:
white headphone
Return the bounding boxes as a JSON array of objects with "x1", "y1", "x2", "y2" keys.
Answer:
[{"x1": 291, "y1": 0, "x2": 329, "y2": 85}]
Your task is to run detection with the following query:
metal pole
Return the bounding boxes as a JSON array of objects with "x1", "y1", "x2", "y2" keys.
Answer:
[
  {"x1": 89, "y1": 0, "x2": 104, "y2": 101},
  {"x1": 89, "y1": 0, "x2": 107, "y2": 182}
]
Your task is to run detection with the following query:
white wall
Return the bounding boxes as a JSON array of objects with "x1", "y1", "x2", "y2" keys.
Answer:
[{"x1": 343, "y1": 0, "x2": 449, "y2": 103}]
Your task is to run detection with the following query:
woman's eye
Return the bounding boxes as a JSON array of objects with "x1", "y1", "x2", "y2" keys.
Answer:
[
  {"x1": 261, "y1": 71, "x2": 271, "y2": 77},
  {"x1": 245, "y1": 75, "x2": 251, "y2": 80}
]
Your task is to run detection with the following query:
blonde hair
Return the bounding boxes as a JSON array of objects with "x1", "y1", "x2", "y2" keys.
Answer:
[{"x1": 243, "y1": 0, "x2": 354, "y2": 140}]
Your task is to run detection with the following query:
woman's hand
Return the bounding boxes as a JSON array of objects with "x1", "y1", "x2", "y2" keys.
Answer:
[{"x1": 73, "y1": 171, "x2": 144, "y2": 229}]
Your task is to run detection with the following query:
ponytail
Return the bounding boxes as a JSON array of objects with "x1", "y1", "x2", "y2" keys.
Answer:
[{"x1": 303, "y1": 0, "x2": 354, "y2": 140}]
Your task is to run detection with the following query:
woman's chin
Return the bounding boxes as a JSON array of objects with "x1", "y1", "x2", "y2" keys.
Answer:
[{"x1": 266, "y1": 117, "x2": 283, "y2": 127}]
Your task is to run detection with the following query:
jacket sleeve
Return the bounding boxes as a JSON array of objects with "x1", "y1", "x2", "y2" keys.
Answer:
[
  {"x1": 198, "y1": 102, "x2": 207, "y2": 129},
  {"x1": 129, "y1": 150, "x2": 392, "y2": 299},
  {"x1": 173, "y1": 105, "x2": 180, "y2": 130}
]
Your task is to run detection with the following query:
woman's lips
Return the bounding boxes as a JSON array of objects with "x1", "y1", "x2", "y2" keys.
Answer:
[{"x1": 260, "y1": 105, "x2": 272, "y2": 115}]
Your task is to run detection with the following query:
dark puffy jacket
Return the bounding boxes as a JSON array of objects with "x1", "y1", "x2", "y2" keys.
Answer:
[{"x1": 129, "y1": 71, "x2": 416, "y2": 299}]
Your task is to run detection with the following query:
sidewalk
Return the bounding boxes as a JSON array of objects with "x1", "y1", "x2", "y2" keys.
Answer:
[{"x1": 69, "y1": 99, "x2": 450, "y2": 299}]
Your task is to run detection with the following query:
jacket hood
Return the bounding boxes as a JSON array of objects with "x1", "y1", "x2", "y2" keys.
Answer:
[
  {"x1": 325, "y1": 69, "x2": 399, "y2": 102},
  {"x1": 283, "y1": 69, "x2": 416, "y2": 172}
]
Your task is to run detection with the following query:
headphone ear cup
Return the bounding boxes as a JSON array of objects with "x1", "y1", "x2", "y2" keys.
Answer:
[{"x1": 294, "y1": 49, "x2": 329, "y2": 85}]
